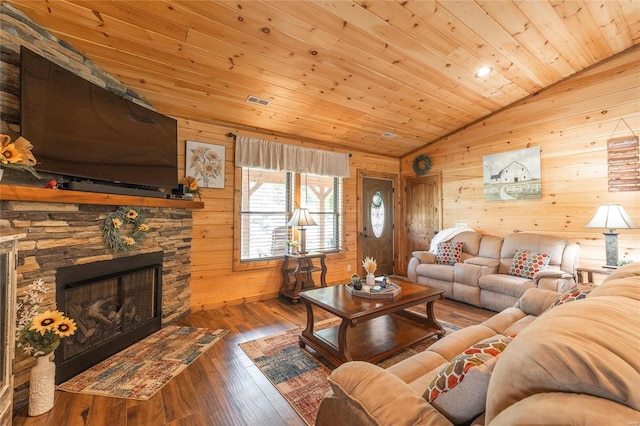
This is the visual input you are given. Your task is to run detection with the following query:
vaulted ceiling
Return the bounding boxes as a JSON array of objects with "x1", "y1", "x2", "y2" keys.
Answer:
[{"x1": 9, "y1": 0, "x2": 640, "y2": 157}]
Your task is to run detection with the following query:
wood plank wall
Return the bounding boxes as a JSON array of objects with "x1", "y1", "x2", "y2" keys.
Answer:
[
  {"x1": 176, "y1": 121, "x2": 400, "y2": 311},
  {"x1": 398, "y1": 46, "x2": 640, "y2": 275}
]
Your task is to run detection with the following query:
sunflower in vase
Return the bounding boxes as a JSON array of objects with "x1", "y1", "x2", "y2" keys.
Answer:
[{"x1": 16, "y1": 279, "x2": 77, "y2": 358}]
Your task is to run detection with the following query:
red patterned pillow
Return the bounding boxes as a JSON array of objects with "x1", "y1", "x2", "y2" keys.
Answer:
[
  {"x1": 424, "y1": 335, "x2": 513, "y2": 424},
  {"x1": 509, "y1": 249, "x2": 551, "y2": 278},
  {"x1": 435, "y1": 242, "x2": 463, "y2": 265},
  {"x1": 550, "y1": 282, "x2": 595, "y2": 308}
]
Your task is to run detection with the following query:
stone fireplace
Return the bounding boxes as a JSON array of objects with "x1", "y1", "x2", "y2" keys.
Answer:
[
  {"x1": 0, "y1": 196, "x2": 198, "y2": 410},
  {"x1": 55, "y1": 252, "x2": 163, "y2": 384}
]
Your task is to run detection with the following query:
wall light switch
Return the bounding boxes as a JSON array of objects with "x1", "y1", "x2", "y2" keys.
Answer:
[{"x1": 456, "y1": 222, "x2": 468, "y2": 228}]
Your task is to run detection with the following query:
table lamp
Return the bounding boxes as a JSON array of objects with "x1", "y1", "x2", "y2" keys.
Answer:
[
  {"x1": 585, "y1": 204, "x2": 638, "y2": 268},
  {"x1": 287, "y1": 208, "x2": 317, "y2": 254}
]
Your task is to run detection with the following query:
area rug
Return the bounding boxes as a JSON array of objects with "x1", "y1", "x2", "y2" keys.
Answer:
[
  {"x1": 57, "y1": 326, "x2": 229, "y2": 400},
  {"x1": 239, "y1": 318, "x2": 460, "y2": 425}
]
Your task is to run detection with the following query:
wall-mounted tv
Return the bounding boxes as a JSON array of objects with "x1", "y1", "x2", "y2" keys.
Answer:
[{"x1": 20, "y1": 46, "x2": 178, "y2": 195}]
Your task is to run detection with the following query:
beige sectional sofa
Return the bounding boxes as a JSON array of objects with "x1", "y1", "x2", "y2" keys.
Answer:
[
  {"x1": 407, "y1": 231, "x2": 580, "y2": 311},
  {"x1": 315, "y1": 262, "x2": 640, "y2": 425}
]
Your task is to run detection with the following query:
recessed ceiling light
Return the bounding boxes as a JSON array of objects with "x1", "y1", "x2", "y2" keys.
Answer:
[
  {"x1": 475, "y1": 66, "x2": 493, "y2": 78},
  {"x1": 246, "y1": 95, "x2": 270, "y2": 106},
  {"x1": 382, "y1": 132, "x2": 396, "y2": 138}
]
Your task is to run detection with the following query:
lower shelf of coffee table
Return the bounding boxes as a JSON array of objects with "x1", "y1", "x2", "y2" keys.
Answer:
[{"x1": 302, "y1": 314, "x2": 441, "y2": 366}]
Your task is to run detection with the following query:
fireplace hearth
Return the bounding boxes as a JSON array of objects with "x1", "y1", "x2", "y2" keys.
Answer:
[{"x1": 55, "y1": 252, "x2": 163, "y2": 384}]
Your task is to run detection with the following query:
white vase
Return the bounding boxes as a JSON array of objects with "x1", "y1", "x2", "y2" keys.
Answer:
[
  {"x1": 29, "y1": 355, "x2": 56, "y2": 416},
  {"x1": 366, "y1": 273, "x2": 376, "y2": 286}
]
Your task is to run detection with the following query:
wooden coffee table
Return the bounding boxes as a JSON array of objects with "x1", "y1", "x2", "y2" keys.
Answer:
[{"x1": 298, "y1": 278, "x2": 445, "y2": 367}]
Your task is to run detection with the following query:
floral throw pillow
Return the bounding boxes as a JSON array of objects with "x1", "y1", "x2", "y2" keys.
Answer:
[
  {"x1": 435, "y1": 242, "x2": 463, "y2": 265},
  {"x1": 509, "y1": 249, "x2": 551, "y2": 279},
  {"x1": 423, "y1": 335, "x2": 513, "y2": 424}
]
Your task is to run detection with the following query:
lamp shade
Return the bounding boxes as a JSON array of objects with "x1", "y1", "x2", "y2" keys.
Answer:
[
  {"x1": 585, "y1": 204, "x2": 639, "y2": 230},
  {"x1": 287, "y1": 208, "x2": 317, "y2": 227}
]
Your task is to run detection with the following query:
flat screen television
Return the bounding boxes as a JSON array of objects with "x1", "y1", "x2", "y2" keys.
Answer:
[{"x1": 20, "y1": 46, "x2": 178, "y2": 194}]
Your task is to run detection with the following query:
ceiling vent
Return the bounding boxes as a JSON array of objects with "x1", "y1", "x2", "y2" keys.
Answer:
[
  {"x1": 246, "y1": 95, "x2": 271, "y2": 106},
  {"x1": 381, "y1": 132, "x2": 396, "y2": 138}
]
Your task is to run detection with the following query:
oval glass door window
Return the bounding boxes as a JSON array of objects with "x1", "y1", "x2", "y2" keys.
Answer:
[{"x1": 371, "y1": 190, "x2": 385, "y2": 238}]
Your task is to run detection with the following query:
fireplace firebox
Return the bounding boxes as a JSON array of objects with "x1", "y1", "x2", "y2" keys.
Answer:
[{"x1": 55, "y1": 252, "x2": 163, "y2": 384}]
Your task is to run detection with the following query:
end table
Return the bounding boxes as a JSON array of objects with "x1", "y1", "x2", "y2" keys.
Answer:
[
  {"x1": 576, "y1": 267, "x2": 613, "y2": 284},
  {"x1": 280, "y1": 252, "x2": 327, "y2": 303}
]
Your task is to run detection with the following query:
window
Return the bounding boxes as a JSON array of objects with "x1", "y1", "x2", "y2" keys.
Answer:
[
  {"x1": 302, "y1": 174, "x2": 342, "y2": 253},
  {"x1": 370, "y1": 190, "x2": 385, "y2": 238},
  {"x1": 240, "y1": 167, "x2": 342, "y2": 261}
]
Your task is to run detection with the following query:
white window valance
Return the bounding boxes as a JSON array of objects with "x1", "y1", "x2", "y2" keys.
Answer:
[{"x1": 234, "y1": 135, "x2": 351, "y2": 178}]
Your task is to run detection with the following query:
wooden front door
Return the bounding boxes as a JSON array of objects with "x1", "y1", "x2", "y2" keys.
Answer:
[
  {"x1": 362, "y1": 177, "x2": 394, "y2": 276},
  {"x1": 406, "y1": 174, "x2": 441, "y2": 255}
]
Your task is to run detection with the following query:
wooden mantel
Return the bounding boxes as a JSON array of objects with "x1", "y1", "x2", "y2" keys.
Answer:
[{"x1": 0, "y1": 184, "x2": 204, "y2": 208}]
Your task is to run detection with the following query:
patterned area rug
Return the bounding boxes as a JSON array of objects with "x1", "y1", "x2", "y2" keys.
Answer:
[
  {"x1": 57, "y1": 326, "x2": 228, "y2": 400},
  {"x1": 239, "y1": 317, "x2": 460, "y2": 425}
]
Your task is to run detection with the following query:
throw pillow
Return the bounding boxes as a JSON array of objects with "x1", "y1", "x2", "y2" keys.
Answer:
[
  {"x1": 435, "y1": 242, "x2": 463, "y2": 265},
  {"x1": 509, "y1": 249, "x2": 551, "y2": 279},
  {"x1": 423, "y1": 335, "x2": 513, "y2": 424},
  {"x1": 549, "y1": 282, "x2": 596, "y2": 308}
]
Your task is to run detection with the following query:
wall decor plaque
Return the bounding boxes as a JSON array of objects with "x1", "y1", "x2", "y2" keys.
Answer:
[{"x1": 607, "y1": 135, "x2": 639, "y2": 192}]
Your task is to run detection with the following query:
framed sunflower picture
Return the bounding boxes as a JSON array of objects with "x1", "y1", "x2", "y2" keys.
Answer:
[{"x1": 186, "y1": 140, "x2": 225, "y2": 189}]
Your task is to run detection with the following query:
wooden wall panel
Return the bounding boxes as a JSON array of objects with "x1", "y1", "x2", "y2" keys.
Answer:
[
  {"x1": 177, "y1": 120, "x2": 400, "y2": 311},
  {"x1": 399, "y1": 47, "x2": 640, "y2": 273}
]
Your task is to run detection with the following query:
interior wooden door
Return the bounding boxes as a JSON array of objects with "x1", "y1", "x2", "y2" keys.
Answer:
[
  {"x1": 406, "y1": 174, "x2": 441, "y2": 255},
  {"x1": 362, "y1": 177, "x2": 394, "y2": 276}
]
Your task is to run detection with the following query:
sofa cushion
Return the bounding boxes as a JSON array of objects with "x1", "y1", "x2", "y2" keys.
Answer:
[
  {"x1": 500, "y1": 233, "x2": 567, "y2": 273},
  {"x1": 412, "y1": 251, "x2": 435, "y2": 264},
  {"x1": 424, "y1": 335, "x2": 513, "y2": 424},
  {"x1": 478, "y1": 274, "x2": 536, "y2": 298},
  {"x1": 415, "y1": 263, "x2": 455, "y2": 281},
  {"x1": 589, "y1": 262, "x2": 640, "y2": 300},
  {"x1": 326, "y1": 361, "x2": 452, "y2": 426},
  {"x1": 451, "y1": 231, "x2": 483, "y2": 257},
  {"x1": 477, "y1": 235, "x2": 504, "y2": 259},
  {"x1": 509, "y1": 249, "x2": 551, "y2": 278},
  {"x1": 436, "y1": 242, "x2": 463, "y2": 265}
]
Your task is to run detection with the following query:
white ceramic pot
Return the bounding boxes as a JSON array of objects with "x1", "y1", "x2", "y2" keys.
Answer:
[{"x1": 28, "y1": 355, "x2": 55, "y2": 416}]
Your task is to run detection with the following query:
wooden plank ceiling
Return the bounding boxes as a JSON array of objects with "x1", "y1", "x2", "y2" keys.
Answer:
[{"x1": 8, "y1": 0, "x2": 640, "y2": 157}]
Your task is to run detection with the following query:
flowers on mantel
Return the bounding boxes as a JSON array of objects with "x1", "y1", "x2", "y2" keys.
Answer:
[
  {"x1": 0, "y1": 134, "x2": 40, "y2": 178},
  {"x1": 180, "y1": 176, "x2": 202, "y2": 200},
  {"x1": 102, "y1": 206, "x2": 150, "y2": 253},
  {"x1": 16, "y1": 279, "x2": 77, "y2": 358}
]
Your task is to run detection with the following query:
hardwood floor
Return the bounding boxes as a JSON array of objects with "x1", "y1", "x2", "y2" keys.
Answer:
[{"x1": 12, "y1": 296, "x2": 494, "y2": 426}]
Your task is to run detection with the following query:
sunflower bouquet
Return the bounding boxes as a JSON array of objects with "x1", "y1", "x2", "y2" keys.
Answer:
[
  {"x1": 0, "y1": 134, "x2": 40, "y2": 178},
  {"x1": 16, "y1": 279, "x2": 77, "y2": 358},
  {"x1": 180, "y1": 176, "x2": 202, "y2": 200}
]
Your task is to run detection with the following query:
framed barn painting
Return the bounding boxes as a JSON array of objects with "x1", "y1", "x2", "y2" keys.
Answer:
[
  {"x1": 483, "y1": 146, "x2": 541, "y2": 201},
  {"x1": 186, "y1": 140, "x2": 225, "y2": 189}
]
